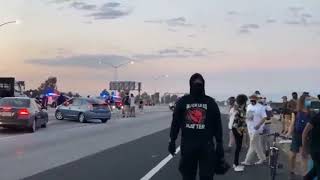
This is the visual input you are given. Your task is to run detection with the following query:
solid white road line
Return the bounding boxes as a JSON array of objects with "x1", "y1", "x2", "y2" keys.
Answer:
[{"x1": 140, "y1": 146, "x2": 181, "y2": 180}]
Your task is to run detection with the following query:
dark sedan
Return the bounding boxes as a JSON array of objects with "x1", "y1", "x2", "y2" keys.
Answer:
[
  {"x1": 55, "y1": 97, "x2": 111, "y2": 123},
  {"x1": 0, "y1": 97, "x2": 48, "y2": 133}
]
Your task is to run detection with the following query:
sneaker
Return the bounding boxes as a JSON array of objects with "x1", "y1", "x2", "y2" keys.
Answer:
[
  {"x1": 254, "y1": 160, "x2": 266, "y2": 165},
  {"x1": 233, "y1": 164, "x2": 236, "y2": 168},
  {"x1": 240, "y1": 161, "x2": 252, "y2": 166},
  {"x1": 234, "y1": 165, "x2": 245, "y2": 172}
]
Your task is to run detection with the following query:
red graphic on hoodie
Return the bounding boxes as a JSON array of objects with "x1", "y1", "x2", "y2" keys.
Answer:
[{"x1": 186, "y1": 108, "x2": 206, "y2": 124}]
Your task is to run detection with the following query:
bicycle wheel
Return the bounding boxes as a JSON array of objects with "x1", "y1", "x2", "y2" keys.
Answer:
[
  {"x1": 269, "y1": 156, "x2": 276, "y2": 180},
  {"x1": 269, "y1": 149, "x2": 279, "y2": 180}
]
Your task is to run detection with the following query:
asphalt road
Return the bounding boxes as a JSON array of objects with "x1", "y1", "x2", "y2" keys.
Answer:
[
  {"x1": 0, "y1": 106, "x2": 172, "y2": 180},
  {"x1": 0, "y1": 106, "x2": 291, "y2": 180}
]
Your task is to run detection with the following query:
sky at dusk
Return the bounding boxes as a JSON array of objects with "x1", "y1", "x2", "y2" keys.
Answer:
[{"x1": 1, "y1": 0, "x2": 320, "y2": 101}]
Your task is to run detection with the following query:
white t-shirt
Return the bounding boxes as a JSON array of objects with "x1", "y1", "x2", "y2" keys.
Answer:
[
  {"x1": 246, "y1": 103, "x2": 267, "y2": 134},
  {"x1": 130, "y1": 97, "x2": 135, "y2": 107},
  {"x1": 264, "y1": 104, "x2": 272, "y2": 112},
  {"x1": 228, "y1": 107, "x2": 236, "y2": 130}
]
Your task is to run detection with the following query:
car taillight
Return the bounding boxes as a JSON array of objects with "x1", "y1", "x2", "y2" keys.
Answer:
[
  {"x1": 2, "y1": 107, "x2": 12, "y2": 112},
  {"x1": 18, "y1": 109, "x2": 30, "y2": 116}
]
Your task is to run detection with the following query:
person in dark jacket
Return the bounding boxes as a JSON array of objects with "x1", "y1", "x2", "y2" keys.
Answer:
[
  {"x1": 302, "y1": 112, "x2": 320, "y2": 180},
  {"x1": 168, "y1": 73, "x2": 228, "y2": 180},
  {"x1": 41, "y1": 95, "x2": 48, "y2": 109},
  {"x1": 57, "y1": 93, "x2": 66, "y2": 106}
]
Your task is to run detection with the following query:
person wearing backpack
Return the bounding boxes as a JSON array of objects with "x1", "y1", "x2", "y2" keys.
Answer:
[{"x1": 287, "y1": 95, "x2": 310, "y2": 177}]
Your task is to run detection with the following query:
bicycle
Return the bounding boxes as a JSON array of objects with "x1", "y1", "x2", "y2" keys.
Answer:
[{"x1": 267, "y1": 132, "x2": 292, "y2": 180}]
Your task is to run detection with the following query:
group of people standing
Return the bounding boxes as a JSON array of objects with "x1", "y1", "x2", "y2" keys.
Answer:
[
  {"x1": 227, "y1": 91, "x2": 320, "y2": 179},
  {"x1": 227, "y1": 91, "x2": 273, "y2": 172},
  {"x1": 122, "y1": 93, "x2": 137, "y2": 118},
  {"x1": 167, "y1": 73, "x2": 320, "y2": 180}
]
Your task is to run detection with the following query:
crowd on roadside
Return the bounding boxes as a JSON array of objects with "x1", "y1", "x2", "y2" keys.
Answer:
[
  {"x1": 121, "y1": 92, "x2": 144, "y2": 118},
  {"x1": 226, "y1": 91, "x2": 320, "y2": 180}
]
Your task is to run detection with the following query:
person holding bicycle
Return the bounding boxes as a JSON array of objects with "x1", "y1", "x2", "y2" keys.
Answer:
[{"x1": 231, "y1": 94, "x2": 248, "y2": 172}]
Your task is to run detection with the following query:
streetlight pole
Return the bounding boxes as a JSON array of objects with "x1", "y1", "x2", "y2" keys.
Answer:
[
  {"x1": 0, "y1": 20, "x2": 20, "y2": 28},
  {"x1": 101, "y1": 60, "x2": 134, "y2": 81}
]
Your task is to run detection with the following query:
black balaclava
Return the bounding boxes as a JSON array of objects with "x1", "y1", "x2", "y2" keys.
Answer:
[{"x1": 189, "y1": 73, "x2": 205, "y2": 97}]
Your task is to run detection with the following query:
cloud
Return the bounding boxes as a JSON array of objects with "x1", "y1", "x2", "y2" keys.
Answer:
[
  {"x1": 49, "y1": 0, "x2": 74, "y2": 4},
  {"x1": 239, "y1": 28, "x2": 250, "y2": 34},
  {"x1": 47, "y1": 1, "x2": 131, "y2": 20},
  {"x1": 238, "y1": 23, "x2": 259, "y2": 34},
  {"x1": 144, "y1": 20, "x2": 163, "y2": 24},
  {"x1": 70, "y1": 2, "x2": 97, "y2": 11},
  {"x1": 145, "y1": 17, "x2": 193, "y2": 27},
  {"x1": 301, "y1": 13, "x2": 312, "y2": 18},
  {"x1": 288, "y1": 6, "x2": 304, "y2": 15},
  {"x1": 88, "y1": 10, "x2": 130, "y2": 20},
  {"x1": 227, "y1": 11, "x2": 240, "y2": 16},
  {"x1": 285, "y1": 7, "x2": 314, "y2": 26},
  {"x1": 26, "y1": 47, "x2": 218, "y2": 69},
  {"x1": 266, "y1": 19, "x2": 277, "y2": 23},
  {"x1": 26, "y1": 55, "x2": 132, "y2": 69},
  {"x1": 134, "y1": 47, "x2": 211, "y2": 60},
  {"x1": 166, "y1": 17, "x2": 192, "y2": 27},
  {"x1": 87, "y1": 2, "x2": 131, "y2": 20},
  {"x1": 241, "y1": 24, "x2": 259, "y2": 29},
  {"x1": 284, "y1": 20, "x2": 302, "y2": 25},
  {"x1": 101, "y1": 2, "x2": 121, "y2": 8}
]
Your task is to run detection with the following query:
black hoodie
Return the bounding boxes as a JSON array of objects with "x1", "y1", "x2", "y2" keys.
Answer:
[{"x1": 170, "y1": 73, "x2": 224, "y2": 153}]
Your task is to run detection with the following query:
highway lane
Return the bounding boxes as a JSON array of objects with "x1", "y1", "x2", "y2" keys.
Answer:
[
  {"x1": 0, "y1": 106, "x2": 172, "y2": 180},
  {"x1": 1, "y1": 105, "x2": 291, "y2": 180},
  {"x1": 25, "y1": 111, "x2": 291, "y2": 180},
  {"x1": 0, "y1": 106, "x2": 168, "y2": 139}
]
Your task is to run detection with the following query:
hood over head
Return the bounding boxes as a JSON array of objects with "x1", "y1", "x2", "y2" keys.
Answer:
[{"x1": 189, "y1": 73, "x2": 205, "y2": 97}]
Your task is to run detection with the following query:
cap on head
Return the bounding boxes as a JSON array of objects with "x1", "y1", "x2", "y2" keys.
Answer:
[
  {"x1": 254, "y1": 91, "x2": 261, "y2": 95},
  {"x1": 249, "y1": 94, "x2": 258, "y2": 100}
]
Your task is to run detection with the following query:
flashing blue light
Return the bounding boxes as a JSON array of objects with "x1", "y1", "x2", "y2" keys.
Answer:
[{"x1": 47, "y1": 93, "x2": 58, "y2": 96}]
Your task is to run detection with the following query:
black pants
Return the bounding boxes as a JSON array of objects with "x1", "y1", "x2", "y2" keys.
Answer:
[
  {"x1": 179, "y1": 142, "x2": 215, "y2": 180},
  {"x1": 232, "y1": 128, "x2": 243, "y2": 166},
  {"x1": 304, "y1": 152, "x2": 320, "y2": 180}
]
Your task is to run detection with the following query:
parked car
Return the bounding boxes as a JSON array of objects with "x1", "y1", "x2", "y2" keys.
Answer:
[
  {"x1": 0, "y1": 97, "x2": 48, "y2": 132},
  {"x1": 55, "y1": 97, "x2": 111, "y2": 123}
]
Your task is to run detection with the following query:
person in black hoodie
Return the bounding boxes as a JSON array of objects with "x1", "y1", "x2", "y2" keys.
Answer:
[
  {"x1": 57, "y1": 93, "x2": 66, "y2": 106},
  {"x1": 168, "y1": 73, "x2": 228, "y2": 180}
]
